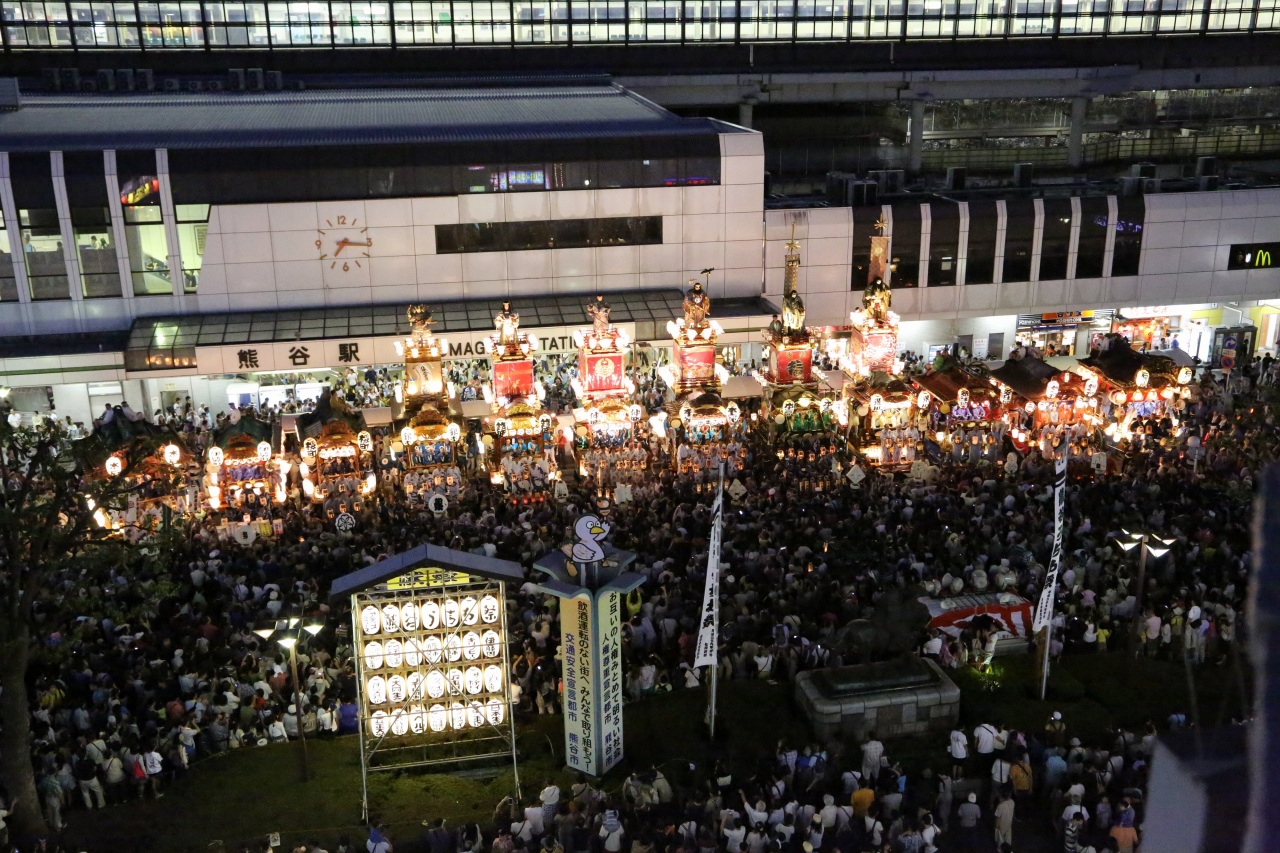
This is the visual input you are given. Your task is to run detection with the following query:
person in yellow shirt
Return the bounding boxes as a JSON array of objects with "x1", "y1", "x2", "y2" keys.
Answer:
[{"x1": 851, "y1": 779, "x2": 875, "y2": 817}]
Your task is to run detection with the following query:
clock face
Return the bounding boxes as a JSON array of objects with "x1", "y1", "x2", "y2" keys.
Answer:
[{"x1": 316, "y1": 214, "x2": 373, "y2": 273}]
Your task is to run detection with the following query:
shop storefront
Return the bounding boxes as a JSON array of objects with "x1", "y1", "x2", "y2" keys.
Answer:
[{"x1": 1015, "y1": 310, "x2": 1113, "y2": 357}]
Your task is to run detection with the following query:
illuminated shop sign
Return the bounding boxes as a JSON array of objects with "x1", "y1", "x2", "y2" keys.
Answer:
[{"x1": 1228, "y1": 242, "x2": 1280, "y2": 270}]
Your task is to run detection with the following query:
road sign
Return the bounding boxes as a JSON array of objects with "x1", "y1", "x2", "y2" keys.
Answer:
[
  {"x1": 1224, "y1": 335, "x2": 1238, "y2": 350},
  {"x1": 1221, "y1": 355, "x2": 1236, "y2": 370}
]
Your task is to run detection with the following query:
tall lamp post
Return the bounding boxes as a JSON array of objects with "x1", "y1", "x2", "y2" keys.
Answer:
[
  {"x1": 255, "y1": 616, "x2": 323, "y2": 781},
  {"x1": 1114, "y1": 529, "x2": 1174, "y2": 644}
]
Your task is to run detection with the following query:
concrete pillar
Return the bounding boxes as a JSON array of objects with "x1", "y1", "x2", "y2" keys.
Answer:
[
  {"x1": 737, "y1": 100, "x2": 754, "y2": 129},
  {"x1": 1068, "y1": 96, "x2": 1088, "y2": 169},
  {"x1": 908, "y1": 100, "x2": 926, "y2": 174}
]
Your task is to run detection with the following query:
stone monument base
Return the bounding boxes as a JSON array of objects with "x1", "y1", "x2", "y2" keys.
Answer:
[{"x1": 795, "y1": 657, "x2": 960, "y2": 741}]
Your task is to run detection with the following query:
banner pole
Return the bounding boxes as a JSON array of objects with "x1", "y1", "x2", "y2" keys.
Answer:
[
  {"x1": 703, "y1": 461, "x2": 726, "y2": 740},
  {"x1": 1034, "y1": 448, "x2": 1068, "y2": 702}
]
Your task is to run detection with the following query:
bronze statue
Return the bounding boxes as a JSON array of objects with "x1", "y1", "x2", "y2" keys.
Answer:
[
  {"x1": 407, "y1": 303, "x2": 435, "y2": 331},
  {"x1": 683, "y1": 280, "x2": 711, "y2": 330},
  {"x1": 781, "y1": 288, "x2": 806, "y2": 337},
  {"x1": 586, "y1": 294, "x2": 612, "y2": 336},
  {"x1": 863, "y1": 276, "x2": 892, "y2": 326},
  {"x1": 495, "y1": 301, "x2": 520, "y2": 350}
]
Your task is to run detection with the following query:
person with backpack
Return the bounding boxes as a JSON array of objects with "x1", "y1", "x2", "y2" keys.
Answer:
[
  {"x1": 1009, "y1": 752, "x2": 1034, "y2": 810},
  {"x1": 73, "y1": 748, "x2": 105, "y2": 809},
  {"x1": 861, "y1": 804, "x2": 884, "y2": 852}
]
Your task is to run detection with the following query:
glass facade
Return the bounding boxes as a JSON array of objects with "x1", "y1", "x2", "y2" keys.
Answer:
[
  {"x1": 1, "y1": 0, "x2": 1274, "y2": 48},
  {"x1": 1112, "y1": 196, "x2": 1145, "y2": 277},
  {"x1": 926, "y1": 200, "x2": 959, "y2": 287},
  {"x1": 1076, "y1": 196, "x2": 1109, "y2": 279},
  {"x1": 176, "y1": 203, "x2": 209, "y2": 291},
  {"x1": 1002, "y1": 198, "x2": 1034, "y2": 284},
  {"x1": 72, "y1": 207, "x2": 122, "y2": 297},
  {"x1": 0, "y1": 210, "x2": 18, "y2": 301},
  {"x1": 168, "y1": 143, "x2": 720, "y2": 206},
  {"x1": 435, "y1": 216, "x2": 662, "y2": 253},
  {"x1": 1038, "y1": 197, "x2": 1073, "y2": 281},
  {"x1": 888, "y1": 199, "x2": 920, "y2": 289},
  {"x1": 125, "y1": 203, "x2": 171, "y2": 295},
  {"x1": 964, "y1": 199, "x2": 997, "y2": 285}
]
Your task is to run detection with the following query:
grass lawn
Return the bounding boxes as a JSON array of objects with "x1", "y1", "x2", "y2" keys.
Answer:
[{"x1": 58, "y1": 654, "x2": 1250, "y2": 853}]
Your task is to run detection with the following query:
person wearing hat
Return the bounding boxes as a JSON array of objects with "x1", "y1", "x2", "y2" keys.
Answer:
[
  {"x1": 1045, "y1": 711, "x2": 1067, "y2": 749},
  {"x1": 1108, "y1": 809, "x2": 1139, "y2": 853},
  {"x1": 367, "y1": 822, "x2": 393, "y2": 853},
  {"x1": 956, "y1": 793, "x2": 981, "y2": 851}
]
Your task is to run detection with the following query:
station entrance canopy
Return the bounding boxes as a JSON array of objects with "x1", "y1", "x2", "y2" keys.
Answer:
[{"x1": 124, "y1": 290, "x2": 774, "y2": 378}]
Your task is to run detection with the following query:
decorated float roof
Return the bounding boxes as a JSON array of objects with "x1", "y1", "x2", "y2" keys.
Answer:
[
  {"x1": 1079, "y1": 336, "x2": 1189, "y2": 390},
  {"x1": 989, "y1": 356, "x2": 1092, "y2": 402},
  {"x1": 914, "y1": 362, "x2": 1002, "y2": 404}
]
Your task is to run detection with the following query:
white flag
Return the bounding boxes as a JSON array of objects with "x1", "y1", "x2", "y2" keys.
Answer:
[
  {"x1": 693, "y1": 481, "x2": 725, "y2": 668},
  {"x1": 1033, "y1": 451, "x2": 1069, "y2": 633}
]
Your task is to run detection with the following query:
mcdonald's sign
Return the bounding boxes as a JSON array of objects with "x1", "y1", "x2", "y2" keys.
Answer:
[{"x1": 1228, "y1": 242, "x2": 1280, "y2": 270}]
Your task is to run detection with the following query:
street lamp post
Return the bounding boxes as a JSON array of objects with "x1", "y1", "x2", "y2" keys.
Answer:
[
  {"x1": 255, "y1": 617, "x2": 324, "y2": 782},
  {"x1": 1115, "y1": 529, "x2": 1173, "y2": 647}
]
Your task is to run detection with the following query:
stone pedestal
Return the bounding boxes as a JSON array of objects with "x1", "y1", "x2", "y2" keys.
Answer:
[{"x1": 795, "y1": 658, "x2": 960, "y2": 741}]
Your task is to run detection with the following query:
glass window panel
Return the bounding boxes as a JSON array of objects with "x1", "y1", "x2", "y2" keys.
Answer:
[
  {"x1": 1002, "y1": 199, "x2": 1035, "y2": 283},
  {"x1": 927, "y1": 201, "x2": 960, "y2": 286},
  {"x1": 124, "y1": 203, "x2": 171, "y2": 295},
  {"x1": 889, "y1": 201, "x2": 921, "y2": 288},
  {"x1": 1112, "y1": 196, "x2": 1144, "y2": 277},
  {"x1": 1038, "y1": 198, "x2": 1072, "y2": 281},
  {"x1": 19, "y1": 208, "x2": 69, "y2": 301},
  {"x1": 1076, "y1": 197, "x2": 1109, "y2": 279},
  {"x1": 176, "y1": 203, "x2": 209, "y2": 292},
  {"x1": 0, "y1": 213, "x2": 19, "y2": 301},
  {"x1": 72, "y1": 207, "x2": 121, "y2": 298},
  {"x1": 964, "y1": 200, "x2": 998, "y2": 285}
]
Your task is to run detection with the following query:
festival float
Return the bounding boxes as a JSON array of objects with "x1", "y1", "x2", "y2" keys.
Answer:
[
  {"x1": 570, "y1": 295, "x2": 648, "y2": 487},
  {"x1": 203, "y1": 410, "x2": 281, "y2": 518},
  {"x1": 294, "y1": 388, "x2": 377, "y2": 513},
  {"x1": 483, "y1": 301, "x2": 555, "y2": 497},
  {"x1": 93, "y1": 431, "x2": 191, "y2": 534},
  {"x1": 657, "y1": 276, "x2": 742, "y2": 480},
  {"x1": 989, "y1": 355, "x2": 1102, "y2": 456},
  {"x1": 835, "y1": 234, "x2": 918, "y2": 465},
  {"x1": 754, "y1": 231, "x2": 841, "y2": 437},
  {"x1": 1078, "y1": 333, "x2": 1195, "y2": 443},
  {"x1": 912, "y1": 350, "x2": 1009, "y2": 465},
  {"x1": 394, "y1": 305, "x2": 464, "y2": 505}
]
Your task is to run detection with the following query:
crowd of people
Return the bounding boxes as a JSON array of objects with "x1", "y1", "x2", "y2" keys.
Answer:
[{"x1": 0, "y1": 347, "x2": 1274, "y2": 853}]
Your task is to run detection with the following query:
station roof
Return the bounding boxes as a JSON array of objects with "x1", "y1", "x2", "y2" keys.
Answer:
[
  {"x1": 127, "y1": 289, "x2": 777, "y2": 351},
  {"x1": 0, "y1": 82, "x2": 736, "y2": 151}
]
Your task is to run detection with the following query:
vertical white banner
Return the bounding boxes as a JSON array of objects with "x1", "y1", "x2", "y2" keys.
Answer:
[
  {"x1": 560, "y1": 593, "x2": 595, "y2": 774},
  {"x1": 693, "y1": 486, "x2": 725, "y2": 668},
  {"x1": 597, "y1": 592, "x2": 624, "y2": 775},
  {"x1": 1033, "y1": 451, "x2": 1069, "y2": 632}
]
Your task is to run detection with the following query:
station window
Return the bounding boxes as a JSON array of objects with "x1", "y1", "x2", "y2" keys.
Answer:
[
  {"x1": 964, "y1": 200, "x2": 997, "y2": 285},
  {"x1": 1038, "y1": 198, "x2": 1072, "y2": 281},
  {"x1": 20, "y1": 209, "x2": 70, "y2": 301},
  {"x1": 1076, "y1": 197, "x2": 1109, "y2": 279},
  {"x1": 889, "y1": 201, "x2": 920, "y2": 289},
  {"x1": 1002, "y1": 198, "x2": 1035, "y2": 284},
  {"x1": 435, "y1": 215, "x2": 663, "y2": 253},
  {"x1": 176, "y1": 204, "x2": 210, "y2": 291},
  {"x1": 927, "y1": 200, "x2": 959, "y2": 287},
  {"x1": 72, "y1": 207, "x2": 122, "y2": 298},
  {"x1": 0, "y1": 211, "x2": 18, "y2": 301},
  {"x1": 1112, "y1": 196, "x2": 1145, "y2": 277},
  {"x1": 125, "y1": 204, "x2": 172, "y2": 295}
]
